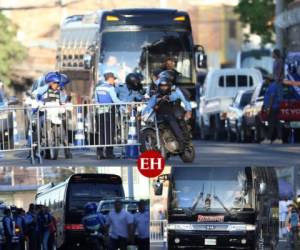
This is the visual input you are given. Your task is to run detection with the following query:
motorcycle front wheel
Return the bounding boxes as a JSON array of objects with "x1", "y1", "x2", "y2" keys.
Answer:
[
  {"x1": 140, "y1": 129, "x2": 159, "y2": 152},
  {"x1": 179, "y1": 143, "x2": 195, "y2": 163}
]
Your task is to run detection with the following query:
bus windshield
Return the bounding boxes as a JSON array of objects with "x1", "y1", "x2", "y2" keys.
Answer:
[
  {"x1": 68, "y1": 183, "x2": 124, "y2": 212},
  {"x1": 99, "y1": 30, "x2": 193, "y2": 84},
  {"x1": 170, "y1": 168, "x2": 253, "y2": 213}
]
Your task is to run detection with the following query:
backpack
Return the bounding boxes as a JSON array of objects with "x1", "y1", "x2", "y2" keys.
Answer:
[{"x1": 290, "y1": 212, "x2": 299, "y2": 228}]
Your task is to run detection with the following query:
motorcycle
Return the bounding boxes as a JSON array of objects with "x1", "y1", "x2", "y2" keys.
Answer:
[
  {"x1": 140, "y1": 104, "x2": 195, "y2": 163},
  {"x1": 40, "y1": 100, "x2": 72, "y2": 160}
]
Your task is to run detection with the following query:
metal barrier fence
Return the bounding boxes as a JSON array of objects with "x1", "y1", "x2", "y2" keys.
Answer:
[
  {"x1": 0, "y1": 106, "x2": 35, "y2": 163},
  {"x1": 34, "y1": 102, "x2": 149, "y2": 163},
  {"x1": 150, "y1": 220, "x2": 167, "y2": 243}
]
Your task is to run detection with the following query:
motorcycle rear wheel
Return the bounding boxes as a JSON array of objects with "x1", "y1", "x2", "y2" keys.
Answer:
[{"x1": 179, "y1": 144, "x2": 195, "y2": 163}]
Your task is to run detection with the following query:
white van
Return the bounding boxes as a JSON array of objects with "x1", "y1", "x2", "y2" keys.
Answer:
[{"x1": 199, "y1": 68, "x2": 263, "y2": 140}]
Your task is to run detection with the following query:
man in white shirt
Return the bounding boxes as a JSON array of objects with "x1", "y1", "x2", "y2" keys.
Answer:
[
  {"x1": 134, "y1": 200, "x2": 149, "y2": 250},
  {"x1": 106, "y1": 199, "x2": 134, "y2": 250}
]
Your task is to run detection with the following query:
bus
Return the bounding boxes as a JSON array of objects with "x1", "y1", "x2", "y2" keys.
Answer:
[
  {"x1": 153, "y1": 167, "x2": 279, "y2": 250},
  {"x1": 35, "y1": 173, "x2": 125, "y2": 249},
  {"x1": 56, "y1": 8, "x2": 207, "y2": 127}
]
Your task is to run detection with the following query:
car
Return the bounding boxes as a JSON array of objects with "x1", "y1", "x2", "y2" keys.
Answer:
[
  {"x1": 199, "y1": 68, "x2": 262, "y2": 140},
  {"x1": 225, "y1": 89, "x2": 254, "y2": 142},
  {"x1": 97, "y1": 198, "x2": 142, "y2": 215},
  {"x1": 0, "y1": 90, "x2": 18, "y2": 150},
  {"x1": 242, "y1": 80, "x2": 300, "y2": 143}
]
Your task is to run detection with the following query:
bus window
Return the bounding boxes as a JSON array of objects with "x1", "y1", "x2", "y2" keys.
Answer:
[
  {"x1": 99, "y1": 31, "x2": 193, "y2": 84},
  {"x1": 226, "y1": 75, "x2": 236, "y2": 87}
]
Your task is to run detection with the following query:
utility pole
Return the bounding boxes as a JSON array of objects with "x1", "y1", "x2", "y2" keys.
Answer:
[{"x1": 275, "y1": 0, "x2": 286, "y2": 52}]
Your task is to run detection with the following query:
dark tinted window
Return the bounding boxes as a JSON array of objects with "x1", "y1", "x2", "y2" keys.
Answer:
[
  {"x1": 226, "y1": 75, "x2": 236, "y2": 87},
  {"x1": 259, "y1": 82, "x2": 268, "y2": 97},
  {"x1": 237, "y1": 75, "x2": 248, "y2": 87},
  {"x1": 240, "y1": 92, "x2": 253, "y2": 107},
  {"x1": 219, "y1": 76, "x2": 224, "y2": 87},
  {"x1": 67, "y1": 183, "x2": 124, "y2": 223}
]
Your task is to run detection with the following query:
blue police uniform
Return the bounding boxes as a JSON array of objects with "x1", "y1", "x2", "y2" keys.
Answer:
[
  {"x1": 82, "y1": 212, "x2": 106, "y2": 232},
  {"x1": 115, "y1": 83, "x2": 143, "y2": 102},
  {"x1": 134, "y1": 210, "x2": 150, "y2": 250},
  {"x1": 3, "y1": 214, "x2": 14, "y2": 249},
  {"x1": 143, "y1": 87, "x2": 192, "y2": 115},
  {"x1": 94, "y1": 82, "x2": 121, "y2": 158},
  {"x1": 142, "y1": 87, "x2": 192, "y2": 149}
]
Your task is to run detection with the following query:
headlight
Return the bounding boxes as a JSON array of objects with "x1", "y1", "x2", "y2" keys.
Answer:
[
  {"x1": 168, "y1": 224, "x2": 193, "y2": 231},
  {"x1": 190, "y1": 101, "x2": 197, "y2": 109},
  {"x1": 227, "y1": 224, "x2": 256, "y2": 231}
]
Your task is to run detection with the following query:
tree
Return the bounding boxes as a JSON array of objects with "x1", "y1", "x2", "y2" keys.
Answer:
[
  {"x1": 234, "y1": 0, "x2": 293, "y2": 44},
  {"x1": 0, "y1": 11, "x2": 26, "y2": 86}
]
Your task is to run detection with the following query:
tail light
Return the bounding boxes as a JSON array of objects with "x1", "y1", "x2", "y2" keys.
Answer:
[{"x1": 64, "y1": 224, "x2": 84, "y2": 231}]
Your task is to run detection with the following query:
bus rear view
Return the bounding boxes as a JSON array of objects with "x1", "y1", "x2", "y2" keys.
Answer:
[
  {"x1": 154, "y1": 167, "x2": 279, "y2": 250},
  {"x1": 36, "y1": 173, "x2": 125, "y2": 249}
]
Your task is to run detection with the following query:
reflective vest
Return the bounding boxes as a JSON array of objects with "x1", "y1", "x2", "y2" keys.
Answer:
[{"x1": 95, "y1": 83, "x2": 113, "y2": 104}]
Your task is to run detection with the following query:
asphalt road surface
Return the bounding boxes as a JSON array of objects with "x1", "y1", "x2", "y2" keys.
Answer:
[{"x1": 1, "y1": 141, "x2": 299, "y2": 167}]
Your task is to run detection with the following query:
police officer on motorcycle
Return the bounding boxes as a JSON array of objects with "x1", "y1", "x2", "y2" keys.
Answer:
[
  {"x1": 82, "y1": 202, "x2": 106, "y2": 250},
  {"x1": 143, "y1": 75, "x2": 192, "y2": 151},
  {"x1": 116, "y1": 73, "x2": 145, "y2": 102},
  {"x1": 33, "y1": 72, "x2": 72, "y2": 159}
]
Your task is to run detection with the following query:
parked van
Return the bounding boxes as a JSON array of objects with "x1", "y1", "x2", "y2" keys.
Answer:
[{"x1": 199, "y1": 68, "x2": 262, "y2": 140}]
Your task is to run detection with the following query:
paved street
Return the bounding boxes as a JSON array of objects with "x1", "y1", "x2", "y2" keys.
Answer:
[{"x1": 0, "y1": 141, "x2": 299, "y2": 167}]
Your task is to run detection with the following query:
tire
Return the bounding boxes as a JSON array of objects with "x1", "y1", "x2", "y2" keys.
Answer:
[
  {"x1": 47, "y1": 124, "x2": 59, "y2": 160},
  {"x1": 140, "y1": 129, "x2": 159, "y2": 153},
  {"x1": 254, "y1": 117, "x2": 264, "y2": 143},
  {"x1": 200, "y1": 119, "x2": 210, "y2": 140},
  {"x1": 226, "y1": 120, "x2": 235, "y2": 142},
  {"x1": 179, "y1": 143, "x2": 195, "y2": 163}
]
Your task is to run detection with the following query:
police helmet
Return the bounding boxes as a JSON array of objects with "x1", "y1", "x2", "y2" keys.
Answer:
[
  {"x1": 84, "y1": 202, "x2": 97, "y2": 214},
  {"x1": 125, "y1": 73, "x2": 143, "y2": 91},
  {"x1": 45, "y1": 72, "x2": 70, "y2": 88},
  {"x1": 157, "y1": 77, "x2": 172, "y2": 95},
  {"x1": 158, "y1": 70, "x2": 176, "y2": 84}
]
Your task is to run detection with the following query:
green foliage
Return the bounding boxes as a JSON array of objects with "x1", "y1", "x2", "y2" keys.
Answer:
[
  {"x1": 0, "y1": 12, "x2": 26, "y2": 86},
  {"x1": 234, "y1": 0, "x2": 294, "y2": 44}
]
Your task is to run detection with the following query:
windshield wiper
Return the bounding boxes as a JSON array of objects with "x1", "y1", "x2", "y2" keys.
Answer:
[{"x1": 213, "y1": 195, "x2": 231, "y2": 215}]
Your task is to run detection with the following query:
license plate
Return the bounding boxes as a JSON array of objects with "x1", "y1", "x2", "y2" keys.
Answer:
[
  {"x1": 290, "y1": 122, "x2": 300, "y2": 128},
  {"x1": 205, "y1": 238, "x2": 216, "y2": 246}
]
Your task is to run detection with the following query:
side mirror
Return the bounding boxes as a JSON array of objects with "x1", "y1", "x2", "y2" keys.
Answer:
[
  {"x1": 153, "y1": 180, "x2": 163, "y2": 196},
  {"x1": 83, "y1": 54, "x2": 93, "y2": 70},
  {"x1": 195, "y1": 45, "x2": 207, "y2": 70},
  {"x1": 259, "y1": 182, "x2": 266, "y2": 195},
  {"x1": 8, "y1": 96, "x2": 19, "y2": 105}
]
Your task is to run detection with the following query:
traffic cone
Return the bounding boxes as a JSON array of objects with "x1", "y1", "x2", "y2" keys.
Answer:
[
  {"x1": 74, "y1": 107, "x2": 85, "y2": 148},
  {"x1": 12, "y1": 111, "x2": 20, "y2": 146},
  {"x1": 125, "y1": 108, "x2": 139, "y2": 159}
]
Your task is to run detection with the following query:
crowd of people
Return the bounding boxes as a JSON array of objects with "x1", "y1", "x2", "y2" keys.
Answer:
[
  {"x1": 1, "y1": 203, "x2": 56, "y2": 250},
  {"x1": 1, "y1": 199, "x2": 149, "y2": 250}
]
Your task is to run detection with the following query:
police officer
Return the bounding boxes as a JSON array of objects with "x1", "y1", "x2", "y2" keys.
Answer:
[
  {"x1": 82, "y1": 202, "x2": 106, "y2": 250},
  {"x1": 142, "y1": 76, "x2": 192, "y2": 151},
  {"x1": 14, "y1": 208, "x2": 26, "y2": 250},
  {"x1": 25, "y1": 203, "x2": 37, "y2": 250},
  {"x1": 2, "y1": 208, "x2": 14, "y2": 250},
  {"x1": 35, "y1": 72, "x2": 70, "y2": 103},
  {"x1": 94, "y1": 72, "x2": 122, "y2": 159},
  {"x1": 134, "y1": 200, "x2": 149, "y2": 250},
  {"x1": 34, "y1": 72, "x2": 72, "y2": 159},
  {"x1": 106, "y1": 199, "x2": 134, "y2": 250},
  {"x1": 116, "y1": 73, "x2": 145, "y2": 102}
]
